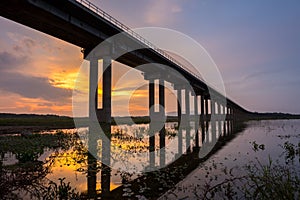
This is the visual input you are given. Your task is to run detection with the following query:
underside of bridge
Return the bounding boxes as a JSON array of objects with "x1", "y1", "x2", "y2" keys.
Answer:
[{"x1": 0, "y1": 0, "x2": 255, "y2": 198}]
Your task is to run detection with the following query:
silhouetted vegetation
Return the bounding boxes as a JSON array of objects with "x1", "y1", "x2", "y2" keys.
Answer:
[
  {"x1": 197, "y1": 141, "x2": 300, "y2": 200},
  {"x1": 247, "y1": 112, "x2": 300, "y2": 120}
]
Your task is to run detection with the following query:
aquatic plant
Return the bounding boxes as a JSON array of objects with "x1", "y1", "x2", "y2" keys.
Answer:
[
  {"x1": 41, "y1": 178, "x2": 80, "y2": 200},
  {"x1": 194, "y1": 141, "x2": 300, "y2": 200}
]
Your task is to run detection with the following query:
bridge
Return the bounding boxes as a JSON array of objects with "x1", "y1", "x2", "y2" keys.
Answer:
[{"x1": 0, "y1": 0, "x2": 253, "y2": 198}]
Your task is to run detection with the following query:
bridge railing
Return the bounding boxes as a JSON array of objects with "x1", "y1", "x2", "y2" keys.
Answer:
[{"x1": 75, "y1": 0, "x2": 203, "y2": 82}]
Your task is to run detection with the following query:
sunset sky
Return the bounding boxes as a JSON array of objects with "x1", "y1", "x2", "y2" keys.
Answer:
[{"x1": 0, "y1": 0, "x2": 300, "y2": 116}]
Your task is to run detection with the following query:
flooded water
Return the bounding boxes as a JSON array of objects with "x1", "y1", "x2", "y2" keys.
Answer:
[
  {"x1": 160, "y1": 119, "x2": 300, "y2": 199},
  {"x1": 0, "y1": 119, "x2": 299, "y2": 199}
]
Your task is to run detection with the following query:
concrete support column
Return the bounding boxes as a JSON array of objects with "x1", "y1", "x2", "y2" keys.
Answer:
[
  {"x1": 177, "y1": 88, "x2": 183, "y2": 156},
  {"x1": 223, "y1": 105, "x2": 227, "y2": 136},
  {"x1": 88, "y1": 58, "x2": 99, "y2": 156},
  {"x1": 227, "y1": 110, "x2": 231, "y2": 134},
  {"x1": 185, "y1": 89, "x2": 191, "y2": 153},
  {"x1": 88, "y1": 56, "x2": 112, "y2": 198},
  {"x1": 159, "y1": 79, "x2": 166, "y2": 167},
  {"x1": 201, "y1": 95, "x2": 205, "y2": 120},
  {"x1": 205, "y1": 98, "x2": 209, "y2": 116},
  {"x1": 232, "y1": 108, "x2": 235, "y2": 121},
  {"x1": 101, "y1": 57, "x2": 112, "y2": 198},
  {"x1": 89, "y1": 58, "x2": 98, "y2": 120},
  {"x1": 227, "y1": 107, "x2": 231, "y2": 120},
  {"x1": 87, "y1": 153, "x2": 97, "y2": 198},
  {"x1": 231, "y1": 108, "x2": 235, "y2": 131},
  {"x1": 149, "y1": 79, "x2": 155, "y2": 168},
  {"x1": 194, "y1": 95, "x2": 199, "y2": 148},
  {"x1": 200, "y1": 95, "x2": 205, "y2": 143},
  {"x1": 218, "y1": 102, "x2": 221, "y2": 115},
  {"x1": 211, "y1": 99, "x2": 216, "y2": 143},
  {"x1": 103, "y1": 57, "x2": 112, "y2": 122},
  {"x1": 194, "y1": 95, "x2": 198, "y2": 119},
  {"x1": 205, "y1": 98, "x2": 209, "y2": 133},
  {"x1": 211, "y1": 99, "x2": 215, "y2": 116},
  {"x1": 217, "y1": 102, "x2": 222, "y2": 137},
  {"x1": 185, "y1": 89, "x2": 190, "y2": 116}
]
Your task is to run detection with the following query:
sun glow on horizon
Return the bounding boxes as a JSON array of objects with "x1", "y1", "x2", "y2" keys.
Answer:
[{"x1": 49, "y1": 71, "x2": 79, "y2": 90}]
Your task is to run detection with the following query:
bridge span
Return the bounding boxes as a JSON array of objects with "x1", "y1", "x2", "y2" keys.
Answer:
[{"x1": 1, "y1": 0, "x2": 254, "y2": 197}]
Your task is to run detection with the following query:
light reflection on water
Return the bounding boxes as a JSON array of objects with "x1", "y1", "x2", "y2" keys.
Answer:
[
  {"x1": 1, "y1": 119, "x2": 299, "y2": 199},
  {"x1": 160, "y1": 119, "x2": 300, "y2": 199},
  {"x1": 0, "y1": 122, "x2": 182, "y2": 198}
]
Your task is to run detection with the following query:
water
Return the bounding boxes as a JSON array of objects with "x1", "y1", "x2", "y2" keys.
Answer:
[
  {"x1": 0, "y1": 120, "x2": 299, "y2": 199},
  {"x1": 160, "y1": 119, "x2": 300, "y2": 199}
]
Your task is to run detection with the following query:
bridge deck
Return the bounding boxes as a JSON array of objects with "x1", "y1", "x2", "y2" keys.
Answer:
[{"x1": 0, "y1": 0, "x2": 250, "y2": 113}]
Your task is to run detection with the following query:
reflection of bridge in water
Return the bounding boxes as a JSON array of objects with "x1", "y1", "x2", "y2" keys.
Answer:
[
  {"x1": 1, "y1": 0, "x2": 254, "y2": 198},
  {"x1": 94, "y1": 119, "x2": 245, "y2": 199}
]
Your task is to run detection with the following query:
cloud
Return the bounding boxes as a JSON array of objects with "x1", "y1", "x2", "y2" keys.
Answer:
[
  {"x1": 0, "y1": 71, "x2": 72, "y2": 102},
  {"x1": 145, "y1": 0, "x2": 182, "y2": 26},
  {"x1": 0, "y1": 51, "x2": 29, "y2": 70},
  {"x1": 0, "y1": 49, "x2": 72, "y2": 102},
  {"x1": 7, "y1": 33, "x2": 37, "y2": 54}
]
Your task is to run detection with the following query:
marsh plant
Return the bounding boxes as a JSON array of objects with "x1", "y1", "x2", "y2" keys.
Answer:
[
  {"x1": 34, "y1": 178, "x2": 80, "y2": 200},
  {"x1": 195, "y1": 141, "x2": 300, "y2": 200}
]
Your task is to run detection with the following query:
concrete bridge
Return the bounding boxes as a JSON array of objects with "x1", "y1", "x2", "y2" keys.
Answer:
[{"x1": 0, "y1": 0, "x2": 253, "y2": 198}]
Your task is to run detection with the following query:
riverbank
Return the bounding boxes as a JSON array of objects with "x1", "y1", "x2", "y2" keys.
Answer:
[
  {"x1": 0, "y1": 113, "x2": 179, "y2": 134},
  {"x1": 1, "y1": 112, "x2": 300, "y2": 135}
]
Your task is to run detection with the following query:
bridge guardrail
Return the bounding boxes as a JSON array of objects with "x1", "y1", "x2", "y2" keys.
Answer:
[{"x1": 75, "y1": 0, "x2": 204, "y2": 82}]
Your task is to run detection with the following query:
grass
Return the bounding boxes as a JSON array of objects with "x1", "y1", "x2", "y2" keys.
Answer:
[
  {"x1": 0, "y1": 131, "x2": 78, "y2": 163},
  {"x1": 194, "y1": 141, "x2": 300, "y2": 200}
]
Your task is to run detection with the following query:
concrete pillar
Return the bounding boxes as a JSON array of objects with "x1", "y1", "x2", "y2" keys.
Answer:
[
  {"x1": 227, "y1": 116, "x2": 231, "y2": 134},
  {"x1": 205, "y1": 98, "x2": 209, "y2": 133},
  {"x1": 101, "y1": 164, "x2": 111, "y2": 198},
  {"x1": 200, "y1": 95, "x2": 205, "y2": 143},
  {"x1": 100, "y1": 57, "x2": 112, "y2": 198},
  {"x1": 218, "y1": 102, "x2": 221, "y2": 115},
  {"x1": 159, "y1": 79, "x2": 166, "y2": 167},
  {"x1": 231, "y1": 108, "x2": 235, "y2": 131},
  {"x1": 226, "y1": 107, "x2": 229, "y2": 120},
  {"x1": 218, "y1": 102, "x2": 222, "y2": 137},
  {"x1": 89, "y1": 58, "x2": 98, "y2": 119},
  {"x1": 102, "y1": 57, "x2": 112, "y2": 123},
  {"x1": 211, "y1": 119, "x2": 217, "y2": 144},
  {"x1": 185, "y1": 89, "x2": 190, "y2": 116},
  {"x1": 211, "y1": 99, "x2": 216, "y2": 143},
  {"x1": 149, "y1": 79, "x2": 155, "y2": 168},
  {"x1": 194, "y1": 95, "x2": 199, "y2": 148},
  {"x1": 201, "y1": 95, "x2": 204, "y2": 119},
  {"x1": 177, "y1": 88, "x2": 182, "y2": 156},
  {"x1": 88, "y1": 57, "x2": 112, "y2": 198},
  {"x1": 194, "y1": 95, "x2": 198, "y2": 119},
  {"x1": 88, "y1": 58, "x2": 99, "y2": 156},
  {"x1": 87, "y1": 153, "x2": 97, "y2": 198},
  {"x1": 211, "y1": 99, "x2": 215, "y2": 116},
  {"x1": 185, "y1": 89, "x2": 191, "y2": 153},
  {"x1": 223, "y1": 104, "x2": 226, "y2": 136},
  {"x1": 205, "y1": 98, "x2": 209, "y2": 116},
  {"x1": 231, "y1": 119, "x2": 234, "y2": 134}
]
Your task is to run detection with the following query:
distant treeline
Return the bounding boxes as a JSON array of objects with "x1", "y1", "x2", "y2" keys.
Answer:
[
  {"x1": 0, "y1": 113, "x2": 71, "y2": 119},
  {"x1": 248, "y1": 112, "x2": 300, "y2": 120},
  {"x1": 1, "y1": 112, "x2": 300, "y2": 128},
  {"x1": 0, "y1": 113, "x2": 74, "y2": 128},
  {"x1": 0, "y1": 114, "x2": 178, "y2": 129}
]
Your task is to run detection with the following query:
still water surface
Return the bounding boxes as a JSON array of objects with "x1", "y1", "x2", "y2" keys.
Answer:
[
  {"x1": 160, "y1": 119, "x2": 300, "y2": 199},
  {"x1": 1, "y1": 119, "x2": 299, "y2": 199}
]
